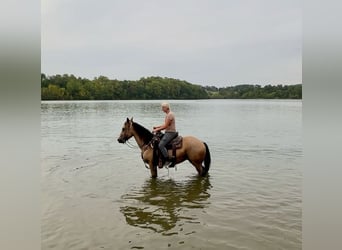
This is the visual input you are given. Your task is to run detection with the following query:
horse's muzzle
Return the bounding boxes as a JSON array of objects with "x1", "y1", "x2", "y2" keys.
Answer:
[{"x1": 117, "y1": 138, "x2": 125, "y2": 143}]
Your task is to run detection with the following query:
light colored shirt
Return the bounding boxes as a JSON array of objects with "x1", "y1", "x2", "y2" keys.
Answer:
[{"x1": 165, "y1": 112, "x2": 176, "y2": 132}]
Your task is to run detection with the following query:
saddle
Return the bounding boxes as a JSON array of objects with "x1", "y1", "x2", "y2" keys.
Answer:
[
  {"x1": 152, "y1": 132, "x2": 183, "y2": 168},
  {"x1": 165, "y1": 133, "x2": 183, "y2": 150}
]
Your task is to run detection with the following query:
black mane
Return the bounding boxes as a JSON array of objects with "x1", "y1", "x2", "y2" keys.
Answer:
[{"x1": 132, "y1": 122, "x2": 153, "y2": 144}]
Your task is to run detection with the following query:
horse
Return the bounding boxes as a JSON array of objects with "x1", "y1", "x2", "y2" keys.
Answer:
[{"x1": 117, "y1": 117, "x2": 211, "y2": 178}]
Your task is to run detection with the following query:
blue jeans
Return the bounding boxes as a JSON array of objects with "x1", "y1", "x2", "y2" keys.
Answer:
[{"x1": 159, "y1": 132, "x2": 178, "y2": 159}]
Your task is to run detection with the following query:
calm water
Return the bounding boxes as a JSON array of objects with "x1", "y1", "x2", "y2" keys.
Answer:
[{"x1": 41, "y1": 100, "x2": 302, "y2": 250}]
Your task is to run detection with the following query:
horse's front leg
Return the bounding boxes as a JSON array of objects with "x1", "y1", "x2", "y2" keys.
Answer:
[
  {"x1": 143, "y1": 149, "x2": 157, "y2": 178},
  {"x1": 149, "y1": 162, "x2": 157, "y2": 178}
]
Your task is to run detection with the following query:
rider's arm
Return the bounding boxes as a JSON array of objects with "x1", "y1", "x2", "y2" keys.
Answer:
[{"x1": 153, "y1": 118, "x2": 172, "y2": 132}]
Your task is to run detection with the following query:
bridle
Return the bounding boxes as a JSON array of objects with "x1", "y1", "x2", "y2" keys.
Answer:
[
  {"x1": 125, "y1": 139, "x2": 138, "y2": 149},
  {"x1": 119, "y1": 128, "x2": 162, "y2": 170}
]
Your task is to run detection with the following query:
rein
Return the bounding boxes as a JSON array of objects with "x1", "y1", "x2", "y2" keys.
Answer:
[
  {"x1": 122, "y1": 122, "x2": 161, "y2": 170},
  {"x1": 124, "y1": 137, "x2": 155, "y2": 170},
  {"x1": 125, "y1": 139, "x2": 139, "y2": 149}
]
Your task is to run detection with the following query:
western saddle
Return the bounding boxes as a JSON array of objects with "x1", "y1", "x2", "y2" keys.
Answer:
[{"x1": 152, "y1": 132, "x2": 183, "y2": 168}]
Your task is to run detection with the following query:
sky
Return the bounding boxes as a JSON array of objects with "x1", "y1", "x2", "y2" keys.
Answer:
[{"x1": 41, "y1": 0, "x2": 301, "y2": 87}]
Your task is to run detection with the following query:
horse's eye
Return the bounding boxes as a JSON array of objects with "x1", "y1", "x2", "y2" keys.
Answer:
[{"x1": 122, "y1": 128, "x2": 124, "y2": 131}]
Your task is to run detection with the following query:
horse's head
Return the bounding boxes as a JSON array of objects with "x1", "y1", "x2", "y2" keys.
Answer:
[{"x1": 117, "y1": 117, "x2": 134, "y2": 143}]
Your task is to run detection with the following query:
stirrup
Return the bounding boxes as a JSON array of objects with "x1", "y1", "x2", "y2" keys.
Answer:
[
  {"x1": 165, "y1": 156, "x2": 175, "y2": 168},
  {"x1": 158, "y1": 158, "x2": 164, "y2": 168}
]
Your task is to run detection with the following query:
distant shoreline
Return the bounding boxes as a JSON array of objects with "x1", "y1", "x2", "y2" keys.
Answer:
[
  {"x1": 41, "y1": 99, "x2": 302, "y2": 102},
  {"x1": 41, "y1": 74, "x2": 302, "y2": 100}
]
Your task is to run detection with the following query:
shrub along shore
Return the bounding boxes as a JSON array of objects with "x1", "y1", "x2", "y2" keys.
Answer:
[{"x1": 41, "y1": 74, "x2": 302, "y2": 100}]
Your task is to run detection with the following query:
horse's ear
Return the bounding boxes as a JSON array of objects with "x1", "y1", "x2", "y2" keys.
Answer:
[
  {"x1": 130, "y1": 117, "x2": 133, "y2": 122},
  {"x1": 126, "y1": 117, "x2": 129, "y2": 123}
]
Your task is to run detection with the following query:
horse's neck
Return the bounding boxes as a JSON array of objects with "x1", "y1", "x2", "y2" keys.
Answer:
[
  {"x1": 132, "y1": 131, "x2": 146, "y2": 149},
  {"x1": 131, "y1": 123, "x2": 153, "y2": 149}
]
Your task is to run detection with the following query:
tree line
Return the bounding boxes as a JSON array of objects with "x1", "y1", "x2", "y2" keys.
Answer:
[
  {"x1": 205, "y1": 84, "x2": 302, "y2": 99},
  {"x1": 41, "y1": 74, "x2": 302, "y2": 100}
]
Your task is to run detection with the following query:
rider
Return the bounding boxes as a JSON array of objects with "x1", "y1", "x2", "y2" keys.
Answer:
[{"x1": 153, "y1": 102, "x2": 177, "y2": 165}]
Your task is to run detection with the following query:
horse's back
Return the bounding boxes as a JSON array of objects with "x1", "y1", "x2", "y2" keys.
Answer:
[
  {"x1": 178, "y1": 136, "x2": 206, "y2": 165},
  {"x1": 182, "y1": 136, "x2": 206, "y2": 152}
]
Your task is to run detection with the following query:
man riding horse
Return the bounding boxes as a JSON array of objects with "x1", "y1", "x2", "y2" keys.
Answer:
[
  {"x1": 153, "y1": 102, "x2": 177, "y2": 167},
  {"x1": 117, "y1": 103, "x2": 211, "y2": 178}
]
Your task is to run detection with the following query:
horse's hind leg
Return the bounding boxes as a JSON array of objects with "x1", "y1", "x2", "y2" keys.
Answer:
[{"x1": 190, "y1": 160, "x2": 204, "y2": 176}]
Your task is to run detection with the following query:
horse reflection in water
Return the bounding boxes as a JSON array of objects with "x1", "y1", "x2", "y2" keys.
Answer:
[{"x1": 120, "y1": 176, "x2": 211, "y2": 233}]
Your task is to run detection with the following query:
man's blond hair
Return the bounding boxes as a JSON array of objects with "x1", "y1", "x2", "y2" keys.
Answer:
[{"x1": 161, "y1": 102, "x2": 170, "y2": 110}]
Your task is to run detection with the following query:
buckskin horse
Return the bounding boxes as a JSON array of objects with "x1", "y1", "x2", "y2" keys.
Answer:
[{"x1": 117, "y1": 118, "x2": 211, "y2": 178}]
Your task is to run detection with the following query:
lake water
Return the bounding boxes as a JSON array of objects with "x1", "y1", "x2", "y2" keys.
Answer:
[{"x1": 41, "y1": 100, "x2": 302, "y2": 250}]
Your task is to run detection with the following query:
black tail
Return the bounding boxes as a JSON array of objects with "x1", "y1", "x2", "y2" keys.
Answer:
[{"x1": 202, "y1": 142, "x2": 211, "y2": 176}]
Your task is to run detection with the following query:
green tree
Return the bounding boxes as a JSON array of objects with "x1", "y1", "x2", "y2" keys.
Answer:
[{"x1": 41, "y1": 73, "x2": 301, "y2": 100}]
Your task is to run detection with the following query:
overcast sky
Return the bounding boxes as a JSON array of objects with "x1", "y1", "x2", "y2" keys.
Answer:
[{"x1": 42, "y1": 0, "x2": 301, "y2": 86}]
